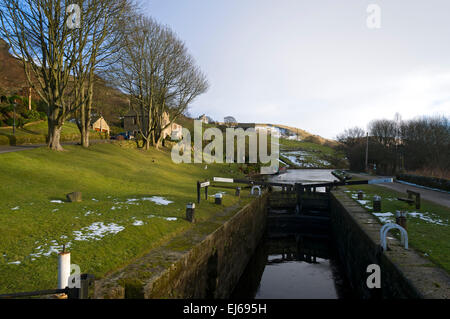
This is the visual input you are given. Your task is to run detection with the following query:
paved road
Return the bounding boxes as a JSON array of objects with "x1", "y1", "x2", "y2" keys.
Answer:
[
  {"x1": 349, "y1": 172, "x2": 450, "y2": 208},
  {"x1": 0, "y1": 140, "x2": 111, "y2": 154}
]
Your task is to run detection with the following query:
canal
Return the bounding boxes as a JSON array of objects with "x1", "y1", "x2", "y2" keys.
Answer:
[{"x1": 231, "y1": 169, "x2": 355, "y2": 299}]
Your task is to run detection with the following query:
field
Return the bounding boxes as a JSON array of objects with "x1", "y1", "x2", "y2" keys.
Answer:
[
  {"x1": 279, "y1": 138, "x2": 348, "y2": 169},
  {"x1": 0, "y1": 142, "x2": 250, "y2": 294},
  {"x1": 0, "y1": 121, "x2": 104, "y2": 146},
  {"x1": 343, "y1": 184, "x2": 450, "y2": 273}
]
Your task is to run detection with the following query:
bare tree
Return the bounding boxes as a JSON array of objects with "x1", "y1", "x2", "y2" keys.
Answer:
[
  {"x1": 71, "y1": 0, "x2": 132, "y2": 148},
  {"x1": 108, "y1": 14, "x2": 208, "y2": 150},
  {"x1": 0, "y1": 0, "x2": 81, "y2": 150},
  {"x1": 224, "y1": 116, "x2": 237, "y2": 127}
]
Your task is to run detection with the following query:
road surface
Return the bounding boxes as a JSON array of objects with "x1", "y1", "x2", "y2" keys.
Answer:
[
  {"x1": 349, "y1": 172, "x2": 450, "y2": 208},
  {"x1": 0, "y1": 140, "x2": 111, "y2": 154}
]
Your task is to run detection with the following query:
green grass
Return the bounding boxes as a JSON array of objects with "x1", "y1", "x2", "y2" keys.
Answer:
[
  {"x1": 0, "y1": 121, "x2": 103, "y2": 146},
  {"x1": 343, "y1": 184, "x2": 450, "y2": 273},
  {"x1": 0, "y1": 142, "x2": 250, "y2": 294}
]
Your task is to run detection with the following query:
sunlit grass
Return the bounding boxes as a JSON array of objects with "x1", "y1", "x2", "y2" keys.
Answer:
[{"x1": 0, "y1": 143, "x2": 249, "y2": 293}]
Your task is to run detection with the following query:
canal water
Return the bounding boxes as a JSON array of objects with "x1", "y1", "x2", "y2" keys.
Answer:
[{"x1": 231, "y1": 169, "x2": 354, "y2": 299}]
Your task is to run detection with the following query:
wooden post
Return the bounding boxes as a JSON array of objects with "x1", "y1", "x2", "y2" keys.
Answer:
[
  {"x1": 415, "y1": 193, "x2": 421, "y2": 210},
  {"x1": 396, "y1": 211, "x2": 407, "y2": 230},
  {"x1": 28, "y1": 87, "x2": 32, "y2": 110},
  {"x1": 197, "y1": 181, "x2": 201, "y2": 204}
]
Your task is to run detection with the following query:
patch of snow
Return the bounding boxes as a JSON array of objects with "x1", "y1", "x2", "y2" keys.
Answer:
[
  {"x1": 209, "y1": 191, "x2": 227, "y2": 197},
  {"x1": 8, "y1": 261, "x2": 21, "y2": 265},
  {"x1": 30, "y1": 241, "x2": 70, "y2": 259},
  {"x1": 132, "y1": 220, "x2": 144, "y2": 226},
  {"x1": 146, "y1": 214, "x2": 177, "y2": 221},
  {"x1": 52, "y1": 209, "x2": 59, "y2": 213},
  {"x1": 51, "y1": 200, "x2": 64, "y2": 204},
  {"x1": 408, "y1": 212, "x2": 448, "y2": 226},
  {"x1": 92, "y1": 198, "x2": 99, "y2": 202},
  {"x1": 142, "y1": 196, "x2": 173, "y2": 206},
  {"x1": 73, "y1": 222, "x2": 125, "y2": 241},
  {"x1": 373, "y1": 212, "x2": 395, "y2": 224},
  {"x1": 11, "y1": 206, "x2": 20, "y2": 211}
]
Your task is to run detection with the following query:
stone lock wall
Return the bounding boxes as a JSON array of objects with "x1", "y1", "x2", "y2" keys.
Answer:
[
  {"x1": 330, "y1": 190, "x2": 450, "y2": 299},
  {"x1": 94, "y1": 193, "x2": 269, "y2": 299}
]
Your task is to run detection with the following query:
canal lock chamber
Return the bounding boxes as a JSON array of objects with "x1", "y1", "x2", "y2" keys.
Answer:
[{"x1": 231, "y1": 189, "x2": 355, "y2": 299}]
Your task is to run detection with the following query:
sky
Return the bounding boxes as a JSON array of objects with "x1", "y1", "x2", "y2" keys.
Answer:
[{"x1": 143, "y1": 0, "x2": 450, "y2": 139}]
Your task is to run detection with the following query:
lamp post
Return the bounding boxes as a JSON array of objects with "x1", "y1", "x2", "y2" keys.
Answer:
[
  {"x1": 13, "y1": 102, "x2": 16, "y2": 135},
  {"x1": 365, "y1": 132, "x2": 369, "y2": 172}
]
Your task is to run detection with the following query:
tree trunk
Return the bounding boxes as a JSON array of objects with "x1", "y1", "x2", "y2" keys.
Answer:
[
  {"x1": 82, "y1": 129, "x2": 90, "y2": 148},
  {"x1": 48, "y1": 120, "x2": 64, "y2": 151}
]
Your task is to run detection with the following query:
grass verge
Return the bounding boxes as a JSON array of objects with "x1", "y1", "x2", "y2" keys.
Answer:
[
  {"x1": 0, "y1": 142, "x2": 248, "y2": 294},
  {"x1": 343, "y1": 184, "x2": 450, "y2": 273}
]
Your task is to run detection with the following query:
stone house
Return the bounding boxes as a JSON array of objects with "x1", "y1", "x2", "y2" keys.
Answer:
[
  {"x1": 124, "y1": 110, "x2": 182, "y2": 140},
  {"x1": 198, "y1": 114, "x2": 209, "y2": 124},
  {"x1": 92, "y1": 116, "x2": 110, "y2": 135}
]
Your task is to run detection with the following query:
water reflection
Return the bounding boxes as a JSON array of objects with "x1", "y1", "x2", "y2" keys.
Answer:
[
  {"x1": 231, "y1": 169, "x2": 353, "y2": 299},
  {"x1": 231, "y1": 235, "x2": 352, "y2": 299}
]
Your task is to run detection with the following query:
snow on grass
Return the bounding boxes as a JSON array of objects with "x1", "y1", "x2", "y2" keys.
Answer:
[
  {"x1": 29, "y1": 240, "x2": 71, "y2": 259},
  {"x1": 73, "y1": 222, "x2": 125, "y2": 241},
  {"x1": 209, "y1": 191, "x2": 226, "y2": 197},
  {"x1": 8, "y1": 261, "x2": 21, "y2": 265},
  {"x1": 132, "y1": 220, "x2": 144, "y2": 226},
  {"x1": 142, "y1": 196, "x2": 173, "y2": 206},
  {"x1": 408, "y1": 212, "x2": 448, "y2": 226},
  {"x1": 147, "y1": 214, "x2": 178, "y2": 221},
  {"x1": 373, "y1": 212, "x2": 395, "y2": 224},
  {"x1": 50, "y1": 200, "x2": 64, "y2": 204},
  {"x1": 11, "y1": 206, "x2": 19, "y2": 211}
]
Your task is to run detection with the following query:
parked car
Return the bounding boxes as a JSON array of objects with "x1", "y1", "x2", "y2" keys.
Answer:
[{"x1": 111, "y1": 132, "x2": 133, "y2": 140}]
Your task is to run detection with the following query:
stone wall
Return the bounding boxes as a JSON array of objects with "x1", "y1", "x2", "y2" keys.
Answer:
[
  {"x1": 331, "y1": 190, "x2": 450, "y2": 299},
  {"x1": 94, "y1": 193, "x2": 268, "y2": 299}
]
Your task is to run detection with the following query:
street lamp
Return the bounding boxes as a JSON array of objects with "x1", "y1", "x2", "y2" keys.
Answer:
[{"x1": 13, "y1": 102, "x2": 16, "y2": 135}]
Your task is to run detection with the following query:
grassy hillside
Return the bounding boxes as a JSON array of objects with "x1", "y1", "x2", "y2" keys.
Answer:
[
  {"x1": 0, "y1": 38, "x2": 129, "y2": 127},
  {"x1": 279, "y1": 138, "x2": 348, "y2": 169},
  {"x1": 0, "y1": 143, "x2": 250, "y2": 294},
  {"x1": 0, "y1": 121, "x2": 104, "y2": 146}
]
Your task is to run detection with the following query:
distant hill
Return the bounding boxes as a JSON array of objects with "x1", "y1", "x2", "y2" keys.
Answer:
[
  {"x1": 0, "y1": 38, "x2": 129, "y2": 127},
  {"x1": 270, "y1": 124, "x2": 338, "y2": 146}
]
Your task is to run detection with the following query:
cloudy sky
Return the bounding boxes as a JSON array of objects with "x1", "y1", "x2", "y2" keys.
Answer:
[{"x1": 144, "y1": 0, "x2": 450, "y2": 139}]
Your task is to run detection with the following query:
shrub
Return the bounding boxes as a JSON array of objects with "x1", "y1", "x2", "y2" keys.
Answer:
[{"x1": 22, "y1": 109, "x2": 41, "y2": 122}]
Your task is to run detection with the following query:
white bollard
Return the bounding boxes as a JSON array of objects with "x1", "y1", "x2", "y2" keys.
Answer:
[{"x1": 58, "y1": 251, "x2": 71, "y2": 289}]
